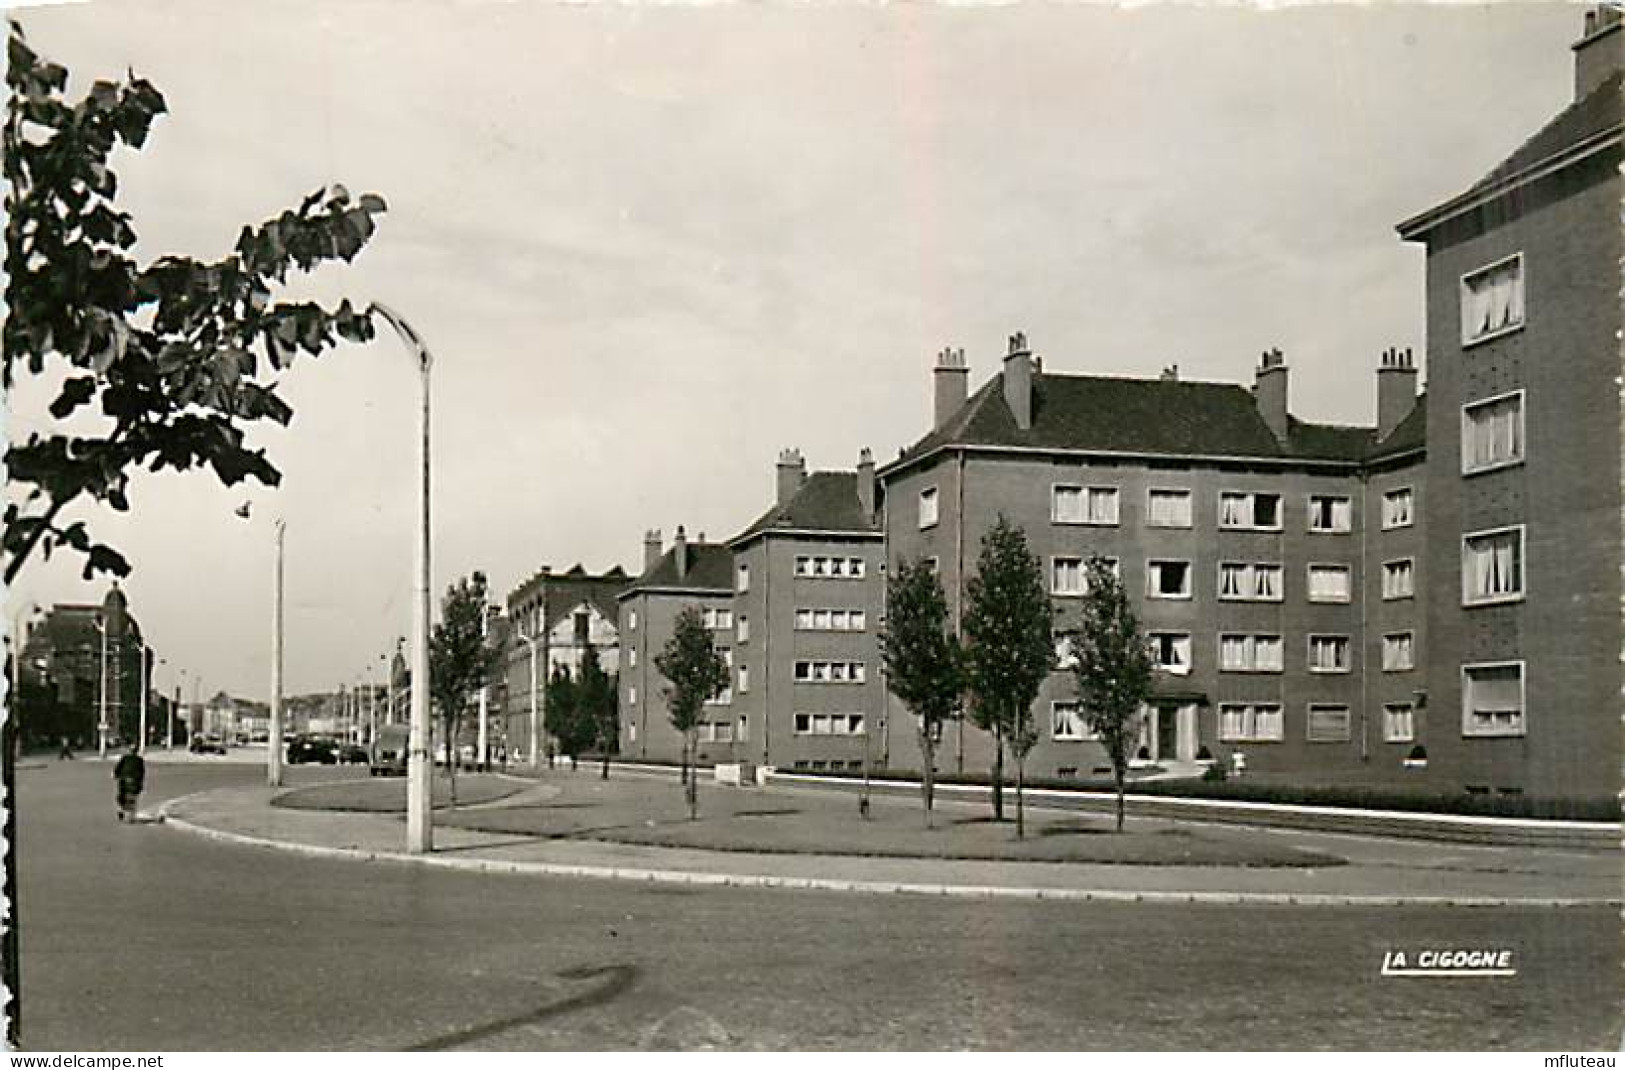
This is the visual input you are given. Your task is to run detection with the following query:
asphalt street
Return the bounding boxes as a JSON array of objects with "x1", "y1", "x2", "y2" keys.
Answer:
[{"x1": 16, "y1": 759, "x2": 1622, "y2": 1051}]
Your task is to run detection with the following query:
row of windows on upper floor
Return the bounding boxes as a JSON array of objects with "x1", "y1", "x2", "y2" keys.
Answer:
[
  {"x1": 1060, "y1": 630, "x2": 1416, "y2": 676},
  {"x1": 1048, "y1": 701, "x2": 1420, "y2": 746},
  {"x1": 918, "y1": 485, "x2": 1419, "y2": 533}
]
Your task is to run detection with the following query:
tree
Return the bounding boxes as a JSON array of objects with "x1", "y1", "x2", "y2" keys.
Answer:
[
  {"x1": 878, "y1": 558, "x2": 961, "y2": 828},
  {"x1": 576, "y1": 644, "x2": 619, "y2": 779},
  {"x1": 961, "y1": 516, "x2": 1053, "y2": 838},
  {"x1": 653, "y1": 604, "x2": 729, "y2": 820},
  {"x1": 544, "y1": 665, "x2": 590, "y2": 766},
  {"x1": 3, "y1": 22, "x2": 387, "y2": 584},
  {"x1": 428, "y1": 572, "x2": 498, "y2": 806},
  {"x1": 1068, "y1": 555, "x2": 1154, "y2": 832}
]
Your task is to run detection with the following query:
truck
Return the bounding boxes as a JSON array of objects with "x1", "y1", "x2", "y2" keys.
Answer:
[{"x1": 370, "y1": 724, "x2": 411, "y2": 777}]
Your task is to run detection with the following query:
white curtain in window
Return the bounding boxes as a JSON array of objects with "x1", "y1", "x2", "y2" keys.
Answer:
[
  {"x1": 1309, "y1": 567, "x2": 1349, "y2": 600},
  {"x1": 1254, "y1": 566, "x2": 1281, "y2": 600},
  {"x1": 1220, "y1": 495, "x2": 1244, "y2": 527},
  {"x1": 1053, "y1": 487, "x2": 1083, "y2": 523},
  {"x1": 1149, "y1": 491, "x2": 1189, "y2": 527},
  {"x1": 1256, "y1": 637, "x2": 1282, "y2": 671},
  {"x1": 1220, "y1": 636, "x2": 1247, "y2": 670},
  {"x1": 1086, "y1": 489, "x2": 1118, "y2": 524},
  {"x1": 1219, "y1": 565, "x2": 1244, "y2": 598},
  {"x1": 1256, "y1": 705, "x2": 1283, "y2": 740}
]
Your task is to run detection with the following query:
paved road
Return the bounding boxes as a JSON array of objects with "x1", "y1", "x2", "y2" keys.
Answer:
[{"x1": 17, "y1": 761, "x2": 1622, "y2": 1050}]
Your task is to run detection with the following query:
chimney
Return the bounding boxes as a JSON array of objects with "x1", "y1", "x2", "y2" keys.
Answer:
[
  {"x1": 776, "y1": 448, "x2": 806, "y2": 506},
  {"x1": 1574, "y1": 5, "x2": 1622, "y2": 100},
  {"x1": 643, "y1": 529, "x2": 662, "y2": 575},
  {"x1": 856, "y1": 447, "x2": 876, "y2": 523},
  {"x1": 1003, "y1": 331, "x2": 1033, "y2": 431},
  {"x1": 933, "y1": 346, "x2": 968, "y2": 429},
  {"x1": 1376, "y1": 346, "x2": 1420, "y2": 439},
  {"x1": 1252, "y1": 347, "x2": 1289, "y2": 442},
  {"x1": 1160, "y1": 364, "x2": 1180, "y2": 382},
  {"x1": 673, "y1": 525, "x2": 689, "y2": 580}
]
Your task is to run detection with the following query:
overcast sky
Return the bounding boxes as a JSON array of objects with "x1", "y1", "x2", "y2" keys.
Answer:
[{"x1": 5, "y1": 0, "x2": 1586, "y2": 700}]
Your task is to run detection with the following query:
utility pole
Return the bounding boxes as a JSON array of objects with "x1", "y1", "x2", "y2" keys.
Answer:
[
  {"x1": 477, "y1": 609, "x2": 490, "y2": 772},
  {"x1": 137, "y1": 645, "x2": 149, "y2": 755},
  {"x1": 96, "y1": 616, "x2": 109, "y2": 759}
]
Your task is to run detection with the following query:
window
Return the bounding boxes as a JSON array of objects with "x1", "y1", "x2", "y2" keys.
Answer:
[
  {"x1": 1383, "y1": 704, "x2": 1415, "y2": 743},
  {"x1": 1307, "y1": 705, "x2": 1352, "y2": 743},
  {"x1": 1383, "y1": 559, "x2": 1415, "y2": 600},
  {"x1": 793, "y1": 660, "x2": 866, "y2": 684},
  {"x1": 1051, "y1": 557, "x2": 1118, "y2": 597},
  {"x1": 738, "y1": 715, "x2": 749, "y2": 742},
  {"x1": 712, "y1": 721, "x2": 734, "y2": 743},
  {"x1": 1051, "y1": 701, "x2": 1098, "y2": 742},
  {"x1": 793, "y1": 713, "x2": 865, "y2": 736},
  {"x1": 1053, "y1": 485, "x2": 1118, "y2": 525},
  {"x1": 1307, "y1": 564, "x2": 1352, "y2": 603},
  {"x1": 1382, "y1": 488, "x2": 1414, "y2": 530},
  {"x1": 1054, "y1": 633, "x2": 1077, "y2": 671},
  {"x1": 1462, "y1": 527, "x2": 1524, "y2": 606},
  {"x1": 1149, "y1": 632, "x2": 1191, "y2": 675},
  {"x1": 1219, "y1": 491, "x2": 1281, "y2": 530},
  {"x1": 1462, "y1": 392, "x2": 1524, "y2": 474},
  {"x1": 1308, "y1": 635, "x2": 1351, "y2": 674},
  {"x1": 702, "y1": 607, "x2": 733, "y2": 630},
  {"x1": 919, "y1": 486, "x2": 939, "y2": 529},
  {"x1": 738, "y1": 664, "x2": 750, "y2": 694},
  {"x1": 628, "y1": 685, "x2": 637, "y2": 706},
  {"x1": 1147, "y1": 560, "x2": 1191, "y2": 599},
  {"x1": 794, "y1": 556, "x2": 866, "y2": 579},
  {"x1": 1460, "y1": 254, "x2": 1525, "y2": 344},
  {"x1": 794, "y1": 608, "x2": 866, "y2": 631},
  {"x1": 706, "y1": 651, "x2": 734, "y2": 705},
  {"x1": 737, "y1": 615, "x2": 749, "y2": 643},
  {"x1": 737, "y1": 564, "x2": 750, "y2": 593},
  {"x1": 1147, "y1": 488, "x2": 1193, "y2": 529},
  {"x1": 1218, "y1": 703, "x2": 1283, "y2": 742},
  {"x1": 1219, "y1": 634, "x2": 1282, "y2": 673},
  {"x1": 1307, "y1": 495, "x2": 1352, "y2": 533},
  {"x1": 628, "y1": 609, "x2": 638, "y2": 632},
  {"x1": 1463, "y1": 661, "x2": 1525, "y2": 737},
  {"x1": 1218, "y1": 562, "x2": 1282, "y2": 602},
  {"x1": 628, "y1": 649, "x2": 637, "y2": 669},
  {"x1": 1382, "y1": 633, "x2": 1415, "y2": 672}
]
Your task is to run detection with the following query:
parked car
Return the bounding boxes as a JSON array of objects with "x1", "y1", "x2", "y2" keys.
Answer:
[
  {"x1": 370, "y1": 724, "x2": 410, "y2": 777},
  {"x1": 189, "y1": 735, "x2": 227, "y2": 756},
  {"x1": 286, "y1": 736, "x2": 338, "y2": 765},
  {"x1": 338, "y1": 743, "x2": 369, "y2": 765}
]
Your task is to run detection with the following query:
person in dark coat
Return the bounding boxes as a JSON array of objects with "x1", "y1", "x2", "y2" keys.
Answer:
[{"x1": 113, "y1": 743, "x2": 146, "y2": 821}]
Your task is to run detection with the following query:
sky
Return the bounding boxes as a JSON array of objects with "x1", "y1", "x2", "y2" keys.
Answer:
[{"x1": 3, "y1": 0, "x2": 1588, "y2": 701}]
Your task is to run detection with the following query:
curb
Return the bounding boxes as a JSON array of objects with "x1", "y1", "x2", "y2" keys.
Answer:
[{"x1": 155, "y1": 797, "x2": 1621, "y2": 910}]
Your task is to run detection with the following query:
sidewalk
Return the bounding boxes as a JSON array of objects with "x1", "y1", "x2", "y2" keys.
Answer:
[{"x1": 160, "y1": 778, "x2": 1622, "y2": 908}]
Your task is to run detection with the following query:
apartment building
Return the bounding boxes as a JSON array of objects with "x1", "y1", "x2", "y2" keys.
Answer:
[
  {"x1": 617, "y1": 529, "x2": 736, "y2": 763},
  {"x1": 1395, "y1": 5, "x2": 1622, "y2": 800},
  {"x1": 727, "y1": 449, "x2": 886, "y2": 773},
  {"x1": 878, "y1": 335, "x2": 1427, "y2": 785},
  {"x1": 16, "y1": 584, "x2": 154, "y2": 750}
]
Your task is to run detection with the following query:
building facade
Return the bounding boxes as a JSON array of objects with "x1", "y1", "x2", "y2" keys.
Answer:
[
  {"x1": 16, "y1": 584, "x2": 155, "y2": 750},
  {"x1": 1395, "y1": 7, "x2": 1622, "y2": 801}
]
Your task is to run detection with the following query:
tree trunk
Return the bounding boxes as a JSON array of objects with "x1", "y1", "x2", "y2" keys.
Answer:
[
  {"x1": 1115, "y1": 766, "x2": 1126, "y2": 832},
  {"x1": 600, "y1": 746, "x2": 610, "y2": 780},
  {"x1": 991, "y1": 725, "x2": 1005, "y2": 822},
  {"x1": 920, "y1": 731, "x2": 936, "y2": 828},
  {"x1": 686, "y1": 733, "x2": 699, "y2": 820},
  {"x1": 1016, "y1": 754, "x2": 1026, "y2": 839}
]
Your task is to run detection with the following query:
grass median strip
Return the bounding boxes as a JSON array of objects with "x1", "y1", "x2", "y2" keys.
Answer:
[{"x1": 272, "y1": 774, "x2": 525, "y2": 812}]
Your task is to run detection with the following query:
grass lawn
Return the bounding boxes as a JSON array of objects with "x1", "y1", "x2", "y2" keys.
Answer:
[
  {"x1": 272, "y1": 773, "x2": 524, "y2": 812},
  {"x1": 429, "y1": 769, "x2": 1343, "y2": 867}
]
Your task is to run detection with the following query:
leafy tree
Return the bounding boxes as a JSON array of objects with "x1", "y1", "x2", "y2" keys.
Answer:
[
  {"x1": 961, "y1": 516, "x2": 1053, "y2": 838},
  {"x1": 544, "y1": 664, "x2": 590, "y2": 764},
  {"x1": 1068, "y1": 555, "x2": 1153, "y2": 832},
  {"x1": 653, "y1": 604, "x2": 729, "y2": 820},
  {"x1": 878, "y1": 558, "x2": 961, "y2": 827},
  {"x1": 576, "y1": 644, "x2": 619, "y2": 779},
  {"x1": 3, "y1": 22, "x2": 386, "y2": 584},
  {"x1": 428, "y1": 572, "x2": 499, "y2": 805}
]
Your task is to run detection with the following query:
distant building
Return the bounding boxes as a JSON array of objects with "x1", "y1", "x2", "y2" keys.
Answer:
[
  {"x1": 16, "y1": 584, "x2": 154, "y2": 750},
  {"x1": 502, "y1": 563, "x2": 630, "y2": 763}
]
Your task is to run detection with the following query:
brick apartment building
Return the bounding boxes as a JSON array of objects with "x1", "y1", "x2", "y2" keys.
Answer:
[
  {"x1": 1395, "y1": 5, "x2": 1622, "y2": 800},
  {"x1": 502, "y1": 563, "x2": 630, "y2": 763},
  {"x1": 726, "y1": 449, "x2": 886, "y2": 773},
  {"x1": 878, "y1": 336, "x2": 1426, "y2": 785},
  {"x1": 16, "y1": 584, "x2": 158, "y2": 750},
  {"x1": 617, "y1": 531, "x2": 735, "y2": 763}
]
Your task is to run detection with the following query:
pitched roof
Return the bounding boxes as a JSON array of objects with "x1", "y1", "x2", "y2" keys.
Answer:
[
  {"x1": 1469, "y1": 71, "x2": 1622, "y2": 195},
  {"x1": 1367, "y1": 392, "x2": 1427, "y2": 462},
  {"x1": 623, "y1": 541, "x2": 733, "y2": 595},
  {"x1": 888, "y1": 371, "x2": 1376, "y2": 471},
  {"x1": 731, "y1": 471, "x2": 880, "y2": 545}
]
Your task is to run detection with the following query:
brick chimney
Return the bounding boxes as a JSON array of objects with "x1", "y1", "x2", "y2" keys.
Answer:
[
  {"x1": 643, "y1": 529, "x2": 662, "y2": 575},
  {"x1": 1376, "y1": 346, "x2": 1420, "y2": 439},
  {"x1": 856, "y1": 447, "x2": 876, "y2": 523},
  {"x1": 776, "y1": 448, "x2": 806, "y2": 506},
  {"x1": 1253, "y1": 347, "x2": 1289, "y2": 442},
  {"x1": 933, "y1": 346, "x2": 968, "y2": 430},
  {"x1": 1003, "y1": 331, "x2": 1033, "y2": 430},
  {"x1": 1574, "y1": 5, "x2": 1622, "y2": 100},
  {"x1": 673, "y1": 525, "x2": 689, "y2": 580}
]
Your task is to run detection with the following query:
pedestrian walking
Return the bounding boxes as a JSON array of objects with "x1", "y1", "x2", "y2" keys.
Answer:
[
  {"x1": 113, "y1": 742, "x2": 146, "y2": 822},
  {"x1": 57, "y1": 735, "x2": 74, "y2": 761}
]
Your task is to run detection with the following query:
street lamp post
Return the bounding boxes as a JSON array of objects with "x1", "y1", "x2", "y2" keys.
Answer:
[
  {"x1": 137, "y1": 645, "x2": 149, "y2": 756},
  {"x1": 373, "y1": 302, "x2": 434, "y2": 854},
  {"x1": 269, "y1": 518, "x2": 286, "y2": 788},
  {"x1": 94, "y1": 615, "x2": 109, "y2": 759}
]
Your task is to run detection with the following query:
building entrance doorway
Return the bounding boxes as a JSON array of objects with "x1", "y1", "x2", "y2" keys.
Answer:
[{"x1": 1144, "y1": 703, "x2": 1199, "y2": 763}]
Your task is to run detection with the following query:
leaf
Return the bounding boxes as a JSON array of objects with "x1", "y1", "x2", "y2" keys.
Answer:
[
  {"x1": 359, "y1": 193, "x2": 387, "y2": 214},
  {"x1": 48, "y1": 377, "x2": 96, "y2": 418}
]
